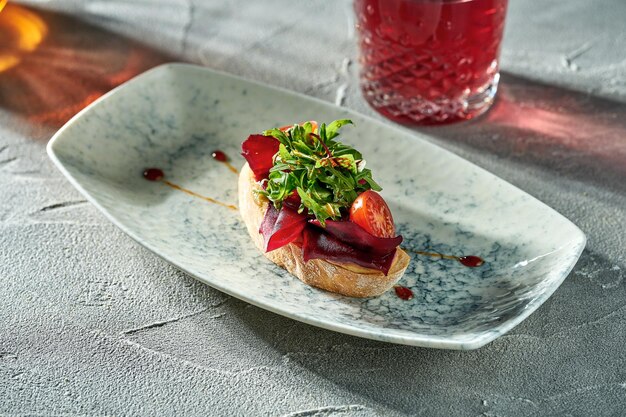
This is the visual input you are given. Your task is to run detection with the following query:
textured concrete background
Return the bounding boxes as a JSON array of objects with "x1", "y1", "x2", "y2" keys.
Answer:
[{"x1": 1, "y1": 0, "x2": 625, "y2": 415}]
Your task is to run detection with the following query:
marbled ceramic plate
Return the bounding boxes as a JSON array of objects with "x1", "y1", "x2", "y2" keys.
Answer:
[{"x1": 48, "y1": 64, "x2": 585, "y2": 350}]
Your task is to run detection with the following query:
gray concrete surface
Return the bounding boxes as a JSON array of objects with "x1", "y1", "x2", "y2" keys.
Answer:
[{"x1": 1, "y1": 0, "x2": 625, "y2": 415}]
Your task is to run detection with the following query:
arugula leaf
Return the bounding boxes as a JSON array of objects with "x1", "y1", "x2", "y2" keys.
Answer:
[
  {"x1": 262, "y1": 128, "x2": 290, "y2": 146},
  {"x1": 326, "y1": 119, "x2": 353, "y2": 140},
  {"x1": 259, "y1": 119, "x2": 381, "y2": 223}
]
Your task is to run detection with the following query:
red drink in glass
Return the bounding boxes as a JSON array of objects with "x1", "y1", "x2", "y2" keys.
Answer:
[{"x1": 354, "y1": 0, "x2": 508, "y2": 125}]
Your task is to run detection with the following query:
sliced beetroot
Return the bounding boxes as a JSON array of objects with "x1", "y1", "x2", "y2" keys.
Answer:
[
  {"x1": 302, "y1": 227, "x2": 397, "y2": 275},
  {"x1": 308, "y1": 219, "x2": 402, "y2": 256},
  {"x1": 241, "y1": 134, "x2": 280, "y2": 180},
  {"x1": 259, "y1": 202, "x2": 280, "y2": 236},
  {"x1": 260, "y1": 204, "x2": 307, "y2": 252},
  {"x1": 266, "y1": 206, "x2": 307, "y2": 252}
]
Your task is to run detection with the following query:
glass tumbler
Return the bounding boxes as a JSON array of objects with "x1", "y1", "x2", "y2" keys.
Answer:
[{"x1": 354, "y1": 0, "x2": 508, "y2": 125}]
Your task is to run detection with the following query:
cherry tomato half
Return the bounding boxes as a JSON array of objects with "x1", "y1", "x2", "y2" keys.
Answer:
[{"x1": 349, "y1": 190, "x2": 395, "y2": 238}]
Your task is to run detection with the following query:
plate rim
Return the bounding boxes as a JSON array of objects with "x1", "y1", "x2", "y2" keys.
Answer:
[{"x1": 47, "y1": 63, "x2": 587, "y2": 350}]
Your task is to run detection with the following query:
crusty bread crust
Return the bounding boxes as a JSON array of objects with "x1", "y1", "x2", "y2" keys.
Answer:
[{"x1": 238, "y1": 162, "x2": 410, "y2": 297}]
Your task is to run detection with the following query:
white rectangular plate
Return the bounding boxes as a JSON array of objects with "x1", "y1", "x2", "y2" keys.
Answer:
[{"x1": 48, "y1": 64, "x2": 585, "y2": 349}]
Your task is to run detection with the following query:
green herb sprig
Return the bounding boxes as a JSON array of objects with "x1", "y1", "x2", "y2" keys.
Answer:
[{"x1": 257, "y1": 119, "x2": 381, "y2": 225}]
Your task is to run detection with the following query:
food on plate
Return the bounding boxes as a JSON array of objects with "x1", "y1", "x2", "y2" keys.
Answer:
[{"x1": 239, "y1": 120, "x2": 409, "y2": 297}]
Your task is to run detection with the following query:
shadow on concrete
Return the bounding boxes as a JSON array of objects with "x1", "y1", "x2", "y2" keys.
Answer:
[{"x1": 233, "y1": 246, "x2": 624, "y2": 415}]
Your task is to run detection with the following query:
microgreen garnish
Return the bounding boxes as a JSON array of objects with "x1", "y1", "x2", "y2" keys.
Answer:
[{"x1": 257, "y1": 120, "x2": 381, "y2": 225}]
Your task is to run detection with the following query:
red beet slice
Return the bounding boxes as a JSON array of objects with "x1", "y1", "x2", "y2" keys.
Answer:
[
  {"x1": 241, "y1": 134, "x2": 280, "y2": 180},
  {"x1": 308, "y1": 219, "x2": 402, "y2": 256},
  {"x1": 260, "y1": 204, "x2": 307, "y2": 252},
  {"x1": 259, "y1": 202, "x2": 280, "y2": 236},
  {"x1": 302, "y1": 227, "x2": 397, "y2": 275}
]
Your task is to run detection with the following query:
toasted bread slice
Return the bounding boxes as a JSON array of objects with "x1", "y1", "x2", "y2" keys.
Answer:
[{"x1": 238, "y1": 162, "x2": 410, "y2": 298}]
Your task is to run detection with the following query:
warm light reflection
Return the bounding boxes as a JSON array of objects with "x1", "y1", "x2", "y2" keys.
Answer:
[
  {"x1": 0, "y1": 0, "x2": 7, "y2": 12},
  {"x1": 479, "y1": 83, "x2": 626, "y2": 179},
  {"x1": 0, "y1": 4, "x2": 171, "y2": 128},
  {"x1": 489, "y1": 89, "x2": 625, "y2": 151},
  {"x1": 0, "y1": 4, "x2": 48, "y2": 72}
]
